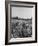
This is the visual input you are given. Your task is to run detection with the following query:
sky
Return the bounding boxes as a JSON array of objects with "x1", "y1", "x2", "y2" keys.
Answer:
[{"x1": 11, "y1": 7, "x2": 32, "y2": 19}]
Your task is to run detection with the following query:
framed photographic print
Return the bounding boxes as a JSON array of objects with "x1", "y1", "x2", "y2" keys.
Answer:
[{"x1": 5, "y1": 1, "x2": 37, "y2": 45}]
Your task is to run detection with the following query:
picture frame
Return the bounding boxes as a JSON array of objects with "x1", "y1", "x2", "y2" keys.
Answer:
[{"x1": 5, "y1": 1, "x2": 37, "y2": 45}]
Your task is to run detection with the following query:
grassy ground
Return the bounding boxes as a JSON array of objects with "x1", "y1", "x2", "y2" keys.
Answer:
[{"x1": 11, "y1": 19, "x2": 32, "y2": 38}]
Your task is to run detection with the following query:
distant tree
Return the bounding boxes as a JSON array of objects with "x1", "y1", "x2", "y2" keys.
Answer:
[{"x1": 13, "y1": 16, "x2": 18, "y2": 19}]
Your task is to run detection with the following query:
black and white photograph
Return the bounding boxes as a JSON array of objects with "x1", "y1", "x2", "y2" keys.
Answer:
[
  {"x1": 5, "y1": 1, "x2": 37, "y2": 45},
  {"x1": 11, "y1": 6, "x2": 32, "y2": 38}
]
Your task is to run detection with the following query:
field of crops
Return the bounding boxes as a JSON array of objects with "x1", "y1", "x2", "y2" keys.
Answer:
[{"x1": 11, "y1": 19, "x2": 32, "y2": 38}]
